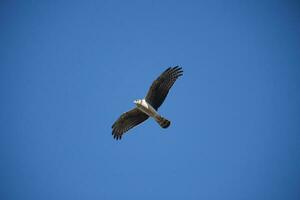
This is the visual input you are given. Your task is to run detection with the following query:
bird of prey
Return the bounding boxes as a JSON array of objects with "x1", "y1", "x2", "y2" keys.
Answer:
[{"x1": 112, "y1": 66, "x2": 183, "y2": 140}]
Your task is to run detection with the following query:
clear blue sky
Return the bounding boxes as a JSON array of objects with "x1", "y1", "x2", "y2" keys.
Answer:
[{"x1": 1, "y1": 1, "x2": 300, "y2": 199}]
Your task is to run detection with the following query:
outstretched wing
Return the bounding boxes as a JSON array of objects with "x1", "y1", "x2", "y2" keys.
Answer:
[
  {"x1": 112, "y1": 108, "x2": 149, "y2": 140},
  {"x1": 145, "y1": 66, "x2": 183, "y2": 110}
]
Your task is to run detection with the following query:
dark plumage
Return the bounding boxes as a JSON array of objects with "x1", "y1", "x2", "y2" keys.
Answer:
[
  {"x1": 112, "y1": 66, "x2": 183, "y2": 140},
  {"x1": 112, "y1": 108, "x2": 148, "y2": 140},
  {"x1": 145, "y1": 66, "x2": 183, "y2": 110}
]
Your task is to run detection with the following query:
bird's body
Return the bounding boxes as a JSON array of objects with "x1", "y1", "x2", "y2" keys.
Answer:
[
  {"x1": 112, "y1": 66, "x2": 183, "y2": 140},
  {"x1": 134, "y1": 99, "x2": 171, "y2": 129},
  {"x1": 134, "y1": 99, "x2": 158, "y2": 118}
]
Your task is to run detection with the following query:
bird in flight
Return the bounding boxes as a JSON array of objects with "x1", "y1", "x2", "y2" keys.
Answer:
[{"x1": 112, "y1": 66, "x2": 183, "y2": 140}]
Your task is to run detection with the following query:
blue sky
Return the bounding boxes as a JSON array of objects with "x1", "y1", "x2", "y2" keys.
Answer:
[{"x1": 1, "y1": 1, "x2": 300, "y2": 199}]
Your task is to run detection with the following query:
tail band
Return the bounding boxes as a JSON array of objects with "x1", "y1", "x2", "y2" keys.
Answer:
[{"x1": 156, "y1": 116, "x2": 171, "y2": 128}]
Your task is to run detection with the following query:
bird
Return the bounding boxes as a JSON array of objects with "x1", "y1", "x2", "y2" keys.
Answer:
[{"x1": 111, "y1": 66, "x2": 183, "y2": 140}]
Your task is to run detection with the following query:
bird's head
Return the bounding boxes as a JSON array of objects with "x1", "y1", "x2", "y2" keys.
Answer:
[{"x1": 133, "y1": 99, "x2": 142, "y2": 105}]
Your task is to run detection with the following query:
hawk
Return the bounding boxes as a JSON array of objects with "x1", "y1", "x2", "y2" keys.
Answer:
[{"x1": 112, "y1": 66, "x2": 183, "y2": 140}]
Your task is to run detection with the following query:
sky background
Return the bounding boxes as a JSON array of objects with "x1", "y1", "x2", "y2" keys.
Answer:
[{"x1": 1, "y1": 1, "x2": 300, "y2": 199}]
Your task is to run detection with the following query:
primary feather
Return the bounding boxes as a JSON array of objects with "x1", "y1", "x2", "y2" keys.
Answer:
[{"x1": 145, "y1": 66, "x2": 183, "y2": 110}]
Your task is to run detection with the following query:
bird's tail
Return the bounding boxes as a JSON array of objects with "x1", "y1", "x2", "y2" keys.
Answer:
[{"x1": 155, "y1": 115, "x2": 171, "y2": 128}]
